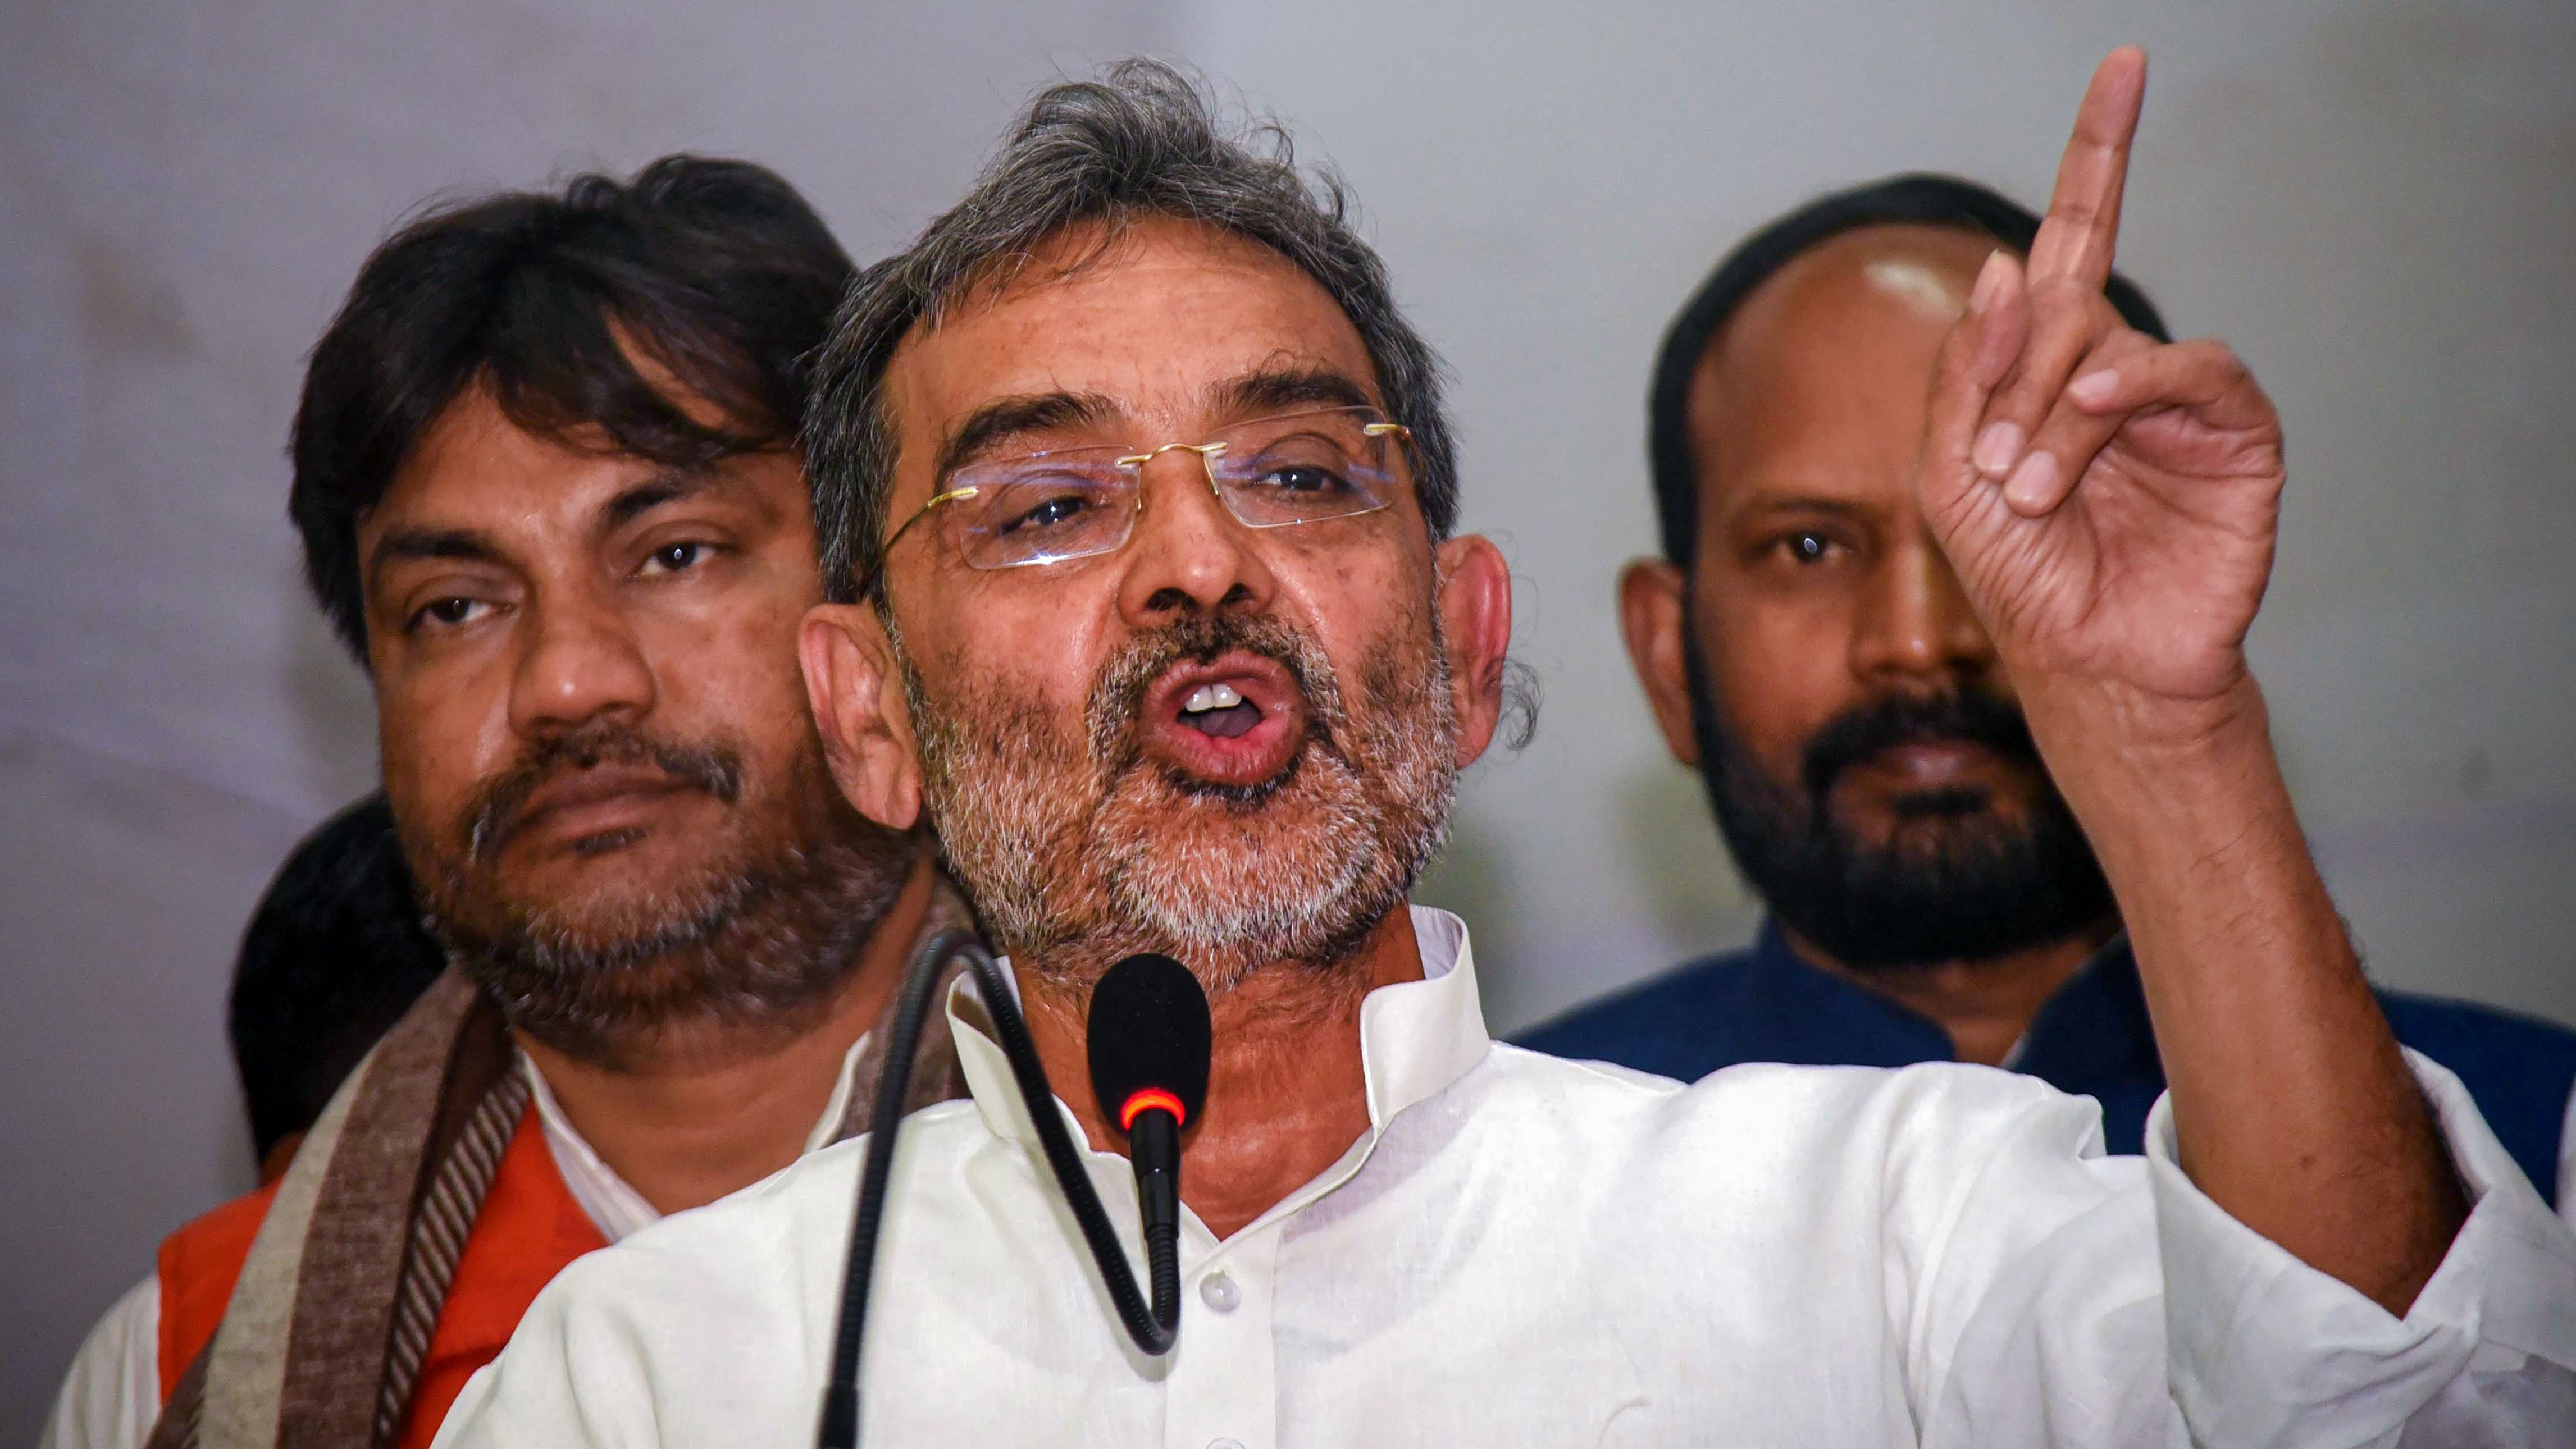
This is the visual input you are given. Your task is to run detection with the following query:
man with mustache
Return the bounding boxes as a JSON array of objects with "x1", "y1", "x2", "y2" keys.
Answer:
[
  {"x1": 437, "y1": 57, "x2": 2576, "y2": 1445},
  {"x1": 41, "y1": 158, "x2": 974, "y2": 1449},
  {"x1": 1519, "y1": 172, "x2": 2576, "y2": 1215}
]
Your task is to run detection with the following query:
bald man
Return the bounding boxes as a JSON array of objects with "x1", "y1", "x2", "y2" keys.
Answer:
[{"x1": 1520, "y1": 174, "x2": 2576, "y2": 1216}]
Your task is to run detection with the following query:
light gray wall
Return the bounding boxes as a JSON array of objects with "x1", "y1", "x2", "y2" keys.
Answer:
[
  {"x1": 1170, "y1": 0, "x2": 2576, "y2": 1032},
  {"x1": 0, "y1": 0, "x2": 1171, "y2": 1430},
  {"x1": 4, "y1": 0, "x2": 2570, "y2": 1433}
]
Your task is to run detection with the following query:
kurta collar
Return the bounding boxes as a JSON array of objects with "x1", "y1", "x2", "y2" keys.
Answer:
[{"x1": 945, "y1": 904, "x2": 1493, "y2": 1151}]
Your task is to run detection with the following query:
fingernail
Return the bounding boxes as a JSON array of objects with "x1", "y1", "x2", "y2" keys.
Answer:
[
  {"x1": 1968, "y1": 250, "x2": 2009, "y2": 314},
  {"x1": 2068, "y1": 369, "x2": 2120, "y2": 407},
  {"x1": 2003, "y1": 450, "x2": 2062, "y2": 511},
  {"x1": 1972, "y1": 420, "x2": 2024, "y2": 476}
]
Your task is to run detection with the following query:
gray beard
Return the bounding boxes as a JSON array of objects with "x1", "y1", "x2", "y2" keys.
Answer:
[{"x1": 896, "y1": 609, "x2": 1458, "y2": 997}]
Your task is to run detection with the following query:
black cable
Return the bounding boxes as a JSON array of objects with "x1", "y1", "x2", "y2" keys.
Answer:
[
  {"x1": 818, "y1": 934, "x2": 1182, "y2": 1449},
  {"x1": 962, "y1": 949, "x2": 1181, "y2": 1354},
  {"x1": 818, "y1": 925, "x2": 975, "y2": 1449}
]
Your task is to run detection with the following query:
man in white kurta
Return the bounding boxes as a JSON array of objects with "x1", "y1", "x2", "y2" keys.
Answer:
[
  {"x1": 439, "y1": 51, "x2": 2576, "y2": 1446},
  {"x1": 437, "y1": 908, "x2": 2576, "y2": 1447}
]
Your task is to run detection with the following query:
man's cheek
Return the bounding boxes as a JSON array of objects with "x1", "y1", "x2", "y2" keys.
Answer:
[
  {"x1": 1706, "y1": 669, "x2": 1817, "y2": 786},
  {"x1": 1740, "y1": 682, "x2": 1851, "y2": 786}
]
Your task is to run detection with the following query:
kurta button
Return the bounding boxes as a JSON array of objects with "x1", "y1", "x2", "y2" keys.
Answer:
[
  {"x1": 1199, "y1": 1272, "x2": 1241, "y2": 1313},
  {"x1": 1209, "y1": 1440, "x2": 1245, "y2": 1449}
]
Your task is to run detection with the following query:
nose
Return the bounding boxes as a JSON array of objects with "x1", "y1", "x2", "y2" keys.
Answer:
[
  {"x1": 1848, "y1": 525, "x2": 1996, "y2": 691},
  {"x1": 507, "y1": 580, "x2": 658, "y2": 738},
  {"x1": 1114, "y1": 447, "x2": 1278, "y2": 626}
]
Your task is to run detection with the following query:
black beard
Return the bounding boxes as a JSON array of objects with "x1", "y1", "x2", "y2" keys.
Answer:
[
  {"x1": 1683, "y1": 632, "x2": 2114, "y2": 972},
  {"x1": 406, "y1": 720, "x2": 917, "y2": 1068}
]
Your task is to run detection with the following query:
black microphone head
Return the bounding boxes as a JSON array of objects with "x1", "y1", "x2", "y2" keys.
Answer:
[{"x1": 1086, "y1": 953, "x2": 1212, "y2": 1133}]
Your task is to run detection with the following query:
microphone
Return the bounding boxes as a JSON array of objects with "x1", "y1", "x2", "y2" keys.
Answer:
[
  {"x1": 822, "y1": 941, "x2": 1210, "y2": 1448},
  {"x1": 1086, "y1": 953, "x2": 1212, "y2": 1319}
]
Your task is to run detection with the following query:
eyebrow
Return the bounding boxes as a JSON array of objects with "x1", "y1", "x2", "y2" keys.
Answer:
[
  {"x1": 366, "y1": 527, "x2": 501, "y2": 579},
  {"x1": 927, "y1": 368, "x2": 1379, "y2": 484},
  {"x1": 363, "y1": 469, "x2": 724, "y2": 584},
  {"x1": 597, "y1": 468, "x2": 717, "y2": 532},
  {"x1": 934, "y1": 392, "x2": 1119, "y2": 482},
  {"x1": 1721, "y1": 490, "x2": 1877, "y2": 527},
  {"x1": 1214, "y1": 367, "x2": 1375, "y2": 420}
]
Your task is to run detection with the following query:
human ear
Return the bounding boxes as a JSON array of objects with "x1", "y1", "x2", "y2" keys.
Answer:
[
  {"x1": 1618, "y1": 558, "x2": 1701, "y2": 766},
  {"x1": 1433, "y1": 534, "x2": 1514, "y2": 767},
  {"x1": 799, "y1": 602, "x2": 924, "y2": 831}
]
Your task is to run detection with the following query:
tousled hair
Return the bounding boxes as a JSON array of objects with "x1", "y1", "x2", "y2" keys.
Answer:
[
  {"x1": 804, "y1": 60, "x2": 1460, "y2": 604},
  {"x1": 290, "y1": 156, "x2": 856, "y2": 656},
  {"x1": 1647, "y1": 172, "x2": 2172, "y2": 570}
]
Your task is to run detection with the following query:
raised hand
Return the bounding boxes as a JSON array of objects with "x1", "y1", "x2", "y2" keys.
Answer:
[
  {"x1": 1919, "y1": 48, "x2": 2285, "y2": 720},
  {"x1": 1914, "y1": 49, "x2": 2466, "y2": 1318}
]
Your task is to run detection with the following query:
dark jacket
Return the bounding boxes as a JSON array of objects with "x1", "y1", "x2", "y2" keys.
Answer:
[{"x1": 1517, "y1": 920, "x2": 2576, "y2": 1208}]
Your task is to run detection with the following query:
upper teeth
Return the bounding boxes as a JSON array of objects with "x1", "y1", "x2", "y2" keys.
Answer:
[{"x1": 1183, "y1": 683, "x2": 1245, "y2": 714}]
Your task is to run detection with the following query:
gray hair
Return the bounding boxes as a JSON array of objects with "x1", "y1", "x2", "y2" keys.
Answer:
[{"x1": 804, "y1": 58, "x2": 1462, "y2": 604}]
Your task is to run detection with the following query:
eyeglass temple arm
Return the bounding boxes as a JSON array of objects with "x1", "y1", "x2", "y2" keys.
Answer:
[{"x1": 854, "y1": 484, "x2": 981, "y2": 601}]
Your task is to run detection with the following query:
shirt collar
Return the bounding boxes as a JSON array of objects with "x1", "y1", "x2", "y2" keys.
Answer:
[
  {"x1": 1745, "y1": 915, "x2": 2136, "y2": 1069},
  {"x1": 522, "y1": 1031, "x2": 874, "y2": 1244},
  {"x1": 518, "y1": 871, "x2": 975, "y2": 1241},
  {"x1": 946, "y1": 903, "x2": 1492, "y2": 1151}
]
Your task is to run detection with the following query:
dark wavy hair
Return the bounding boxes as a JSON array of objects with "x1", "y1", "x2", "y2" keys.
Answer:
[{"x1": 289, "y1": 156, "x2": 856, "y2": 657}]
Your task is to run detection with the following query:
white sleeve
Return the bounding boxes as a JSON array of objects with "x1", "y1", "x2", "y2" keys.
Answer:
[
  {"x1": 2153, "y1": 1049, "x2": 2576, "y2": 1446},
  {"x1": 1905, "y1": 1077, "x2": 2177, "y2": 1447},
  {"x1": 37, "y1": 1275, "x2": 162, "y2": 1449}
]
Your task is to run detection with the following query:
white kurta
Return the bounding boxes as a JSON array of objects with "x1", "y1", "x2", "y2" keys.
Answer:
[{"x1": 435, "y1": 908, "x2": 2576, "y2": 1447}]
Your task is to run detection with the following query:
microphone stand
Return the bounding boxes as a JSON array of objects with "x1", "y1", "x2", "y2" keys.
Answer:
[{"x1": 819, "y1": 930, "x2": 1182, "y2": 1449}]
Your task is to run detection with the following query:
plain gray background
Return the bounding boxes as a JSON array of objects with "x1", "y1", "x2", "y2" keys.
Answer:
[{"x1": 6, "y1": 0, "x2": 2571, "y2": 1433}]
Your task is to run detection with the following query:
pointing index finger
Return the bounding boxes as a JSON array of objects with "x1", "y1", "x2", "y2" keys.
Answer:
[{"x1": 2026, "y1": 47, "x2": 2147, "y2": 290}]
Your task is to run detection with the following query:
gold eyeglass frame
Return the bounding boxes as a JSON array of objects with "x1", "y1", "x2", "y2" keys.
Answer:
[{"x1": 855, "y1": 405, "x2": 1414, "y2": 599}]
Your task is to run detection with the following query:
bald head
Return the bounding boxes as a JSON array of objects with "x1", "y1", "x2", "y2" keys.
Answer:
[
  {"x1": 1684, "y1": 223, "x2": 1993, "y2": 535},
  {"x1": 1643, "y1": 173, "x2": 2169, "y2": 570}
]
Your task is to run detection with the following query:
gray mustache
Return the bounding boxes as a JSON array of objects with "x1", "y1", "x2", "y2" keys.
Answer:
[{"x1": 1083, "y1": 612, "x2": 1345, "y2": 775}]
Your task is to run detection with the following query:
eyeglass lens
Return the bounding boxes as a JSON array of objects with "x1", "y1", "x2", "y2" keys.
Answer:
[{"x1": 942, "y1": 408, "x2": 1404, "y2": 570}]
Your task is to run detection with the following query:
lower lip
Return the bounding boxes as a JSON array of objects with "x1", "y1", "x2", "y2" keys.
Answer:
[
  {"x1": 1844, "y1": 742, "x2": 2003, "y2": 788},
  {"x1": 509, "y1": 787, "x2": 696, "y2": 851},
  {"x1": 1141, "y1": 707, "x2": 1305, "y2": 788}
]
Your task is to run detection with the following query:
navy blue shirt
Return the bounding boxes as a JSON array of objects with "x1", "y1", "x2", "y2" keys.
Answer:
[{"x1": 1517, "y1": 920, "x2": 2576, "y2": 1209}]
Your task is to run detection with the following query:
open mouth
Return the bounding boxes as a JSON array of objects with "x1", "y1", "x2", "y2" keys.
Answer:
[
  {"x1": 1178, "y1": 682, "x2": 1264, "y2": 738},
  {"x1": 1138, "y1": 652, "x2": 1309, "y2": 789}
]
